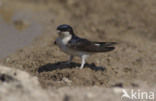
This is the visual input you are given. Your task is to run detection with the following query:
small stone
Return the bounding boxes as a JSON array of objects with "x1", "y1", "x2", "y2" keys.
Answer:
[{"x1": 62, "y1": 77, "x2": 72, "y2": 85}]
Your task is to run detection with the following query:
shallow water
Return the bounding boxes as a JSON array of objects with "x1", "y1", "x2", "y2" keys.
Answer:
[{"x1": 0, "y1": 9, "x2": 43, "y2": 59}]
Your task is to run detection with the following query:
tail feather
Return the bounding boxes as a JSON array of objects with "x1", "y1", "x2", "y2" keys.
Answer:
[
  {"x1": 94, "y1": 42, "x2": 117, "y2": 47},
  {"x1": 91, "y1": 42, "x2": 116, "y2": 52},
  {"x1": 99, "y1": 47, "x2": 115, "y2": 52}
]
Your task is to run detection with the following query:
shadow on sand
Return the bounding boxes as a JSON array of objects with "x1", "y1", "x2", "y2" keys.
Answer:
[{"x1": 38, "y1": 61, "x2": 105, "y2": 73}]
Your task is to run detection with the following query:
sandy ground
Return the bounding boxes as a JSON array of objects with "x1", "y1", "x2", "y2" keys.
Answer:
[{"x1": 0, "y1": 0, "x2": 156, "y2": 100}]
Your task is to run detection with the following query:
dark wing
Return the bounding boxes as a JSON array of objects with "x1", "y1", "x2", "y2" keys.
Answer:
[{"x1": 67, "y1": 38, "x2": 117, "y2": 52}]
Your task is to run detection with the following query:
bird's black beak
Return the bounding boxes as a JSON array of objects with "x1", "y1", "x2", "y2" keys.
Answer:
[{"x1": 54, "y1": 40, "x2": 56, "y2": 45}]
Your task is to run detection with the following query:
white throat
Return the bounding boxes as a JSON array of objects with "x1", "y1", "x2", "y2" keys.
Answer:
[{"x1": 62, "y1": 35, "x2": 72, "y2": 44}]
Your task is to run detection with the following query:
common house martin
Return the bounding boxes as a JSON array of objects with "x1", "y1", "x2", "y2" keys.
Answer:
[{"x1": 54, "y1": 24, "x2": 116, "y2": 69}]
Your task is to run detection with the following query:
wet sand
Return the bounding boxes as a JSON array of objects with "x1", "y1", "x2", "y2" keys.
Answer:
[{"x1": 0, "y1": 6, "x2": 43, "y2": 58}]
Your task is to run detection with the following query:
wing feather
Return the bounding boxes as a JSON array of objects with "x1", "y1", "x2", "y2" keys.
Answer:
[{"x1": 67, "y1": 38, "x2": 116, "y2": 52}]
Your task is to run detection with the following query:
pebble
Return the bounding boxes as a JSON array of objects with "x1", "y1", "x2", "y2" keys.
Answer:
[{"x1": 62, "y1": 77, "x2": 72, "y2": 85}]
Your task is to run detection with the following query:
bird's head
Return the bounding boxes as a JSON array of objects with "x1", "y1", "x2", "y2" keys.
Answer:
[{"x1": 56, "y1": 24, "x2": 74, "y2": 38}]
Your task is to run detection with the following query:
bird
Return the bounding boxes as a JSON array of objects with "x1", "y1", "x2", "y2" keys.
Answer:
[{"x1": 54, "y1": 24, "x2": 116, "y2": 69}]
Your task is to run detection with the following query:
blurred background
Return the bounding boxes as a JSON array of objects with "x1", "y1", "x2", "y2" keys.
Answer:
[{"x1": 0, "y1": 0, "x2": 156, "y2": 101}]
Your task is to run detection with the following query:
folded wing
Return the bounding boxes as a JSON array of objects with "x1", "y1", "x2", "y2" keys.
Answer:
[{"x1": 67, "y1": 38, "x2": 117, "y2": 52}]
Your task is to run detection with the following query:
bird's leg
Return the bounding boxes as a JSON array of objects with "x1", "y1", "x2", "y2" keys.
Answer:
[
  {"x1": 67, "y1": 55, "x2": 74, "y2": 64},
  {"x1": 80, "y1": 55, "x2": 88, "y2": 69}
]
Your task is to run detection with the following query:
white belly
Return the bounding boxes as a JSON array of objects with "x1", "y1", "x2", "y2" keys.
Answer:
[{"x1": 56, "y1": 38, "x2": 89, "y2": 56}]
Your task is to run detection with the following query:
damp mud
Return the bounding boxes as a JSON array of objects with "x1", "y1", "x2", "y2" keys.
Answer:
[
  {"x1": 0, "y1": 6, "x2": 43, "y2": 58},
  {"x1": 0, "y1": 0, "x2": 156, "y2": 90}
]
